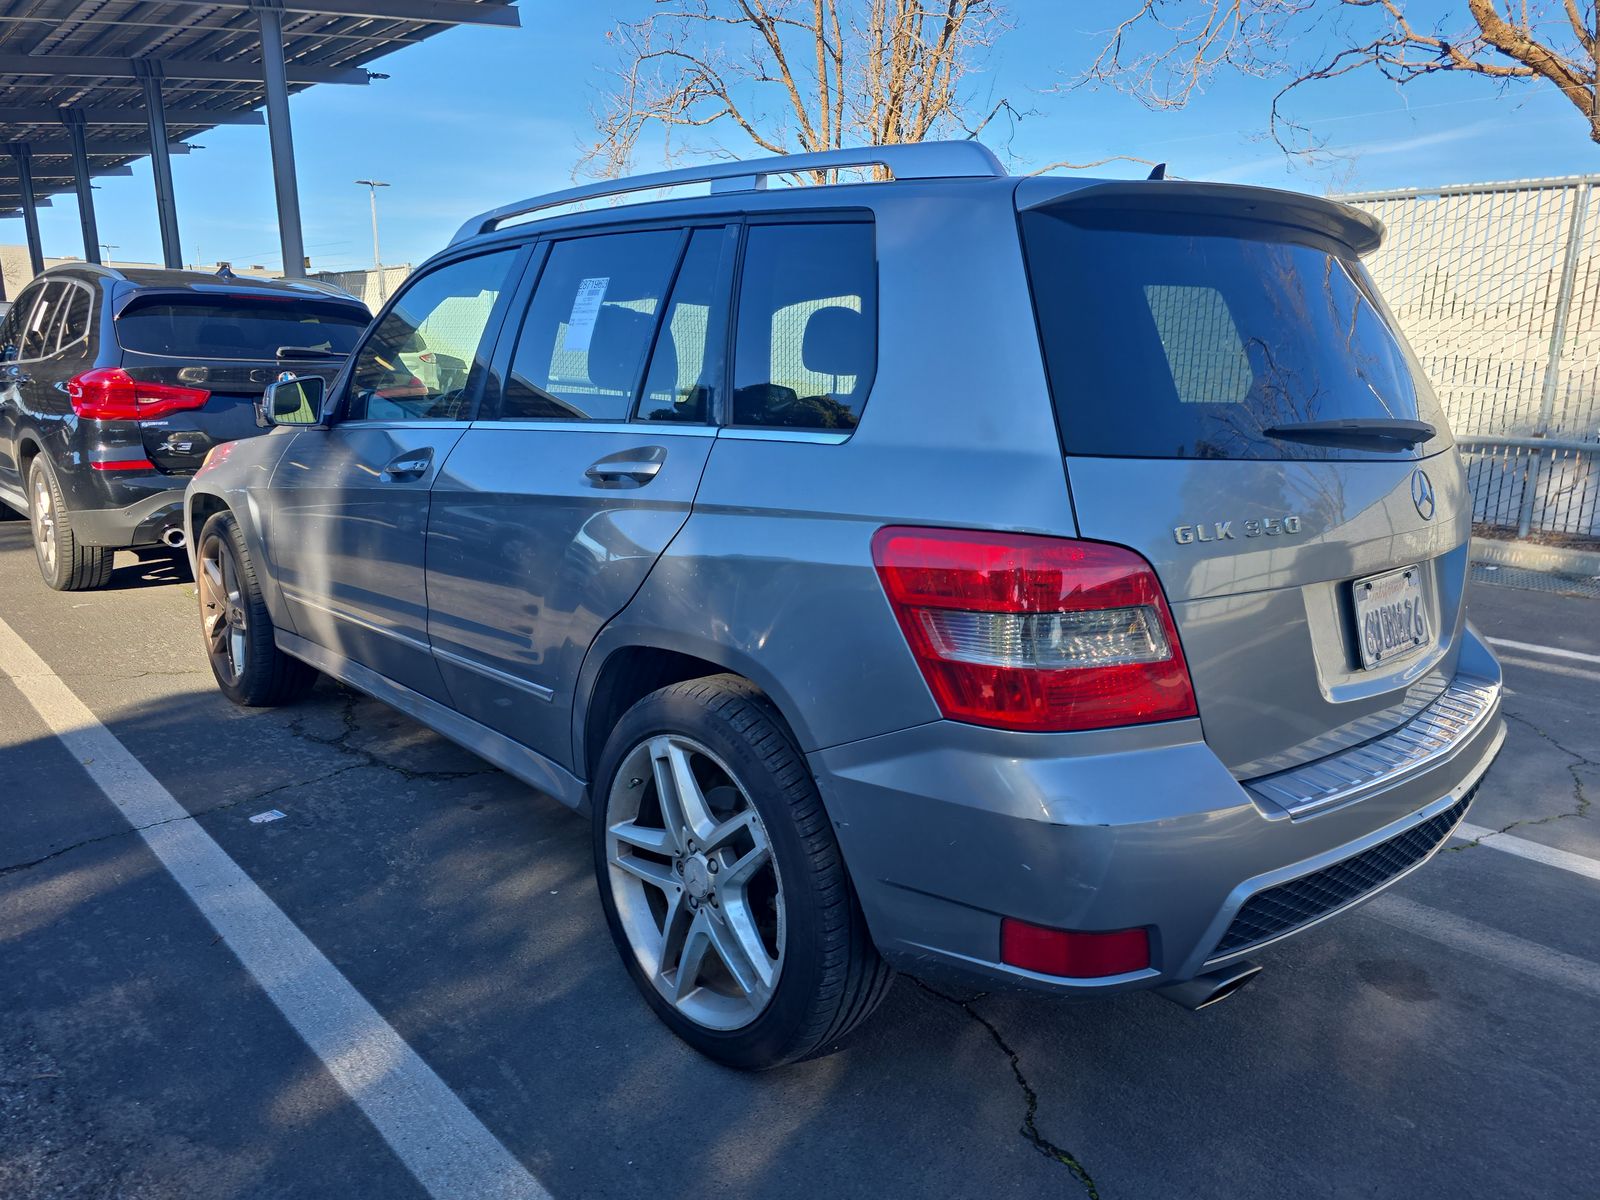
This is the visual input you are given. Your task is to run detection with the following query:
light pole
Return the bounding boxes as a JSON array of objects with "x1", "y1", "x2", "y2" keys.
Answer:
[
  {"x1": 98, "y1": 243, "x2": 118, "y2": 266},
  {"x1": 355, "y1": 179, "x2": 390, "y2": 300}
]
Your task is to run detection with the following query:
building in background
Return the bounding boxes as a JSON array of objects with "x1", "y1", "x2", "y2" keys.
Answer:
[{"x1": 0, "y1": 244, "x2": 407, "y2": 309}]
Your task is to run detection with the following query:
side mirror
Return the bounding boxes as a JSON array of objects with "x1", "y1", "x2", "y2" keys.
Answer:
[{"x1": 262, "y1": 375, "x2": 326, "y2": 427}]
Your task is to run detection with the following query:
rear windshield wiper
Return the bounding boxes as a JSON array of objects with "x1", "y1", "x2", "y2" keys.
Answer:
[
  {"x1": 276, "y1": 344, "x2": 342, "y2": 361},
  {"x1": 1261, "y1": 418, "x2": 1436, "y2": 452}
]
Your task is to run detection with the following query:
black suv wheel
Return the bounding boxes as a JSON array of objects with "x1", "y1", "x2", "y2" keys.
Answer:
[{"x1": 28, "y1": 456, "x2": 112, "y2": 591}]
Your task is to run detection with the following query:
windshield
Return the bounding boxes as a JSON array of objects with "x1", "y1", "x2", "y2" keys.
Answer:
[
  {"x1": 1020, "y1": 210, "x2": 1452, "y2": 460},
  {"x1": 116, "y1": 295, "x2": 369, "y2": 360}
]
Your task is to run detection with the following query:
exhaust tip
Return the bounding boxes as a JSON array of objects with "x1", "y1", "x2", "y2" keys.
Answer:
[
  {"x1": 1155, "y1": 960, "x2": 1261, "y2": 1011},
  {"x1": 160, "y1": 527, "x2": 186, "y2": 549}
]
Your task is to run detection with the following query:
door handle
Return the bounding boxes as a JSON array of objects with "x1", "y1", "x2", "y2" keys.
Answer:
[
  {"x1": 382, "y1": 449, "x2": 433, "y2": 481},
  {"x1": 584, "y1": 451, "x2": 664, "y2": 488}
]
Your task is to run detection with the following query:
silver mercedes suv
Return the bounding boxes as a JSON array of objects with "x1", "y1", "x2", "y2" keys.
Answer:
[{"x1": 186, "y1": 142, "x2": 1504, "y2": 1069}]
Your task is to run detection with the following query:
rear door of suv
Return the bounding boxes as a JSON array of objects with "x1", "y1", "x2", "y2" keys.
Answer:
[
  {"x1": 423, "y1": 223, "x2": 735, "y2": 767},
  {"x1": 1018, "y1": 179, "x2": 1469, "y2": 782}
]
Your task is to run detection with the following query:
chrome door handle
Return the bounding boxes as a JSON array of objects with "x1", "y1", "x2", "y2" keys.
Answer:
[
  {"x1": 584, "y1": 457, "x2": 663, "y2": 487},
  {"x1": 382, "y1": 450, "x2": 433, "y2": 481}
]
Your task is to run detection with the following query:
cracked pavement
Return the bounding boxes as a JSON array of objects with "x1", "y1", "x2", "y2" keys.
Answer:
[{"x1": 1, "y1": 525, "x2": 1597, "y2": 1199}]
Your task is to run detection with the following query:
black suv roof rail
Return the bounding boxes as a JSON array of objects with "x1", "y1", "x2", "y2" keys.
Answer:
[{"x1": 449, "y1": 140, "x2": 1007, "y2": 246}]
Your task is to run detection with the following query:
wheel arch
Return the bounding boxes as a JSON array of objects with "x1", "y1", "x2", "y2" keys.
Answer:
[{"x1": 574, "y1": 629, "x2": 812, "y2": 785}]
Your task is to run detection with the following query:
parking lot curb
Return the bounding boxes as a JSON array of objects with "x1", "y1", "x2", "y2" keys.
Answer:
[{"x1": 1471, "y1": 536, "x2": 1600, "y2": 579}]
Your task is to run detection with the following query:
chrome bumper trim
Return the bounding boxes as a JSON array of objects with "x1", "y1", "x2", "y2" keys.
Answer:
[{"x1": 1247, "y1": 674, "x2": 1501, "y2": 818}]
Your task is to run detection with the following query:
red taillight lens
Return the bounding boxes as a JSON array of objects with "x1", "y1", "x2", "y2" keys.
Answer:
[
  {"x1": 871, "y1": 526, "x2": 1198, "y2": 732},
  {"x1": 69, "y1": 368, "x2": 210, "y2": 421},
  {"x1": 1000, "y1": 918, "x2": 1150, "y2": 978}
]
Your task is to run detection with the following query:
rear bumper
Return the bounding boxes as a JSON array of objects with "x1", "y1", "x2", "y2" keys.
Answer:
[
  {"x1": 66, "y1": 478, "x2": 187, "y2": 548},
  {"x1": 811, "y1": 625, "x2": 1504, "y2": 996}
]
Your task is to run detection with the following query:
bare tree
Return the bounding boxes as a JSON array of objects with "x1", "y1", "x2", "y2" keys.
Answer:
[
  {"x1": 584, "y1": 0, "x2": 1015, "y2": 178},
  {"x1": 1075, "y1": 1, "x2": 1600, "y2": 154}
]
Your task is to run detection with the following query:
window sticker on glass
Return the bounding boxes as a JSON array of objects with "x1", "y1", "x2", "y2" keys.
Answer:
[{"x1": 563, "y1": 276, "x2": 610, "y2": 353}]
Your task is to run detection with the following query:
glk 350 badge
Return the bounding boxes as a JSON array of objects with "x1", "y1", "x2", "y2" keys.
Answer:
[{"x1": 1174, "y1": 515, "x2": 1303, "y2": 545}]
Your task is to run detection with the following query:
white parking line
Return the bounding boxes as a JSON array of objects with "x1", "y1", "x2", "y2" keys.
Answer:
[
  {"x1": 0, "y1": 615, "x2": 549, "y2": 1200},
  {"x1": 1494, "y1": 654, "x2": 1600, "y2": 685},
  {"x1": 1487, "y1": 636, "x2": 1600, "y2": 667},
  {"x1": 1364, "y1": 894, "x2": 1600, "y2": 1000},
  {"x1": 1455, "y1": 822, "x2": 1600, "y2": 883}
]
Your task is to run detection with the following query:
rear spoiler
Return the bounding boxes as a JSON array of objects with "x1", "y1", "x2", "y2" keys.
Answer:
[
  {"x1": 1019, "y1": 179, "x2": 1384, "y2": 256},
  {"x1": 111, "y1": 287, "x2": 371, "y2": 320}
]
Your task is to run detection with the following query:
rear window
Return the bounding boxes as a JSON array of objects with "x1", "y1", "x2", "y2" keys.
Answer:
[
  {"x1": 116, "y1": 295, "x2": 368, "y2": 359},
  {"x1": 1021, "y1": 210, "x2": 1451, "y2": 460}
]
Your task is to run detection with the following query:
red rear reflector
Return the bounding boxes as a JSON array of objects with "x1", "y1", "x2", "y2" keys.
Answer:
[
  {"x1": 69, "y1": 367, "x2": 210, "y2": 421},
  {"x1": 871, "y1": 527, "x2": 1198, "y2": 732},
  {"x1": 1000, "y1": 919, "x2": 1149, "y2": 978},
  {"x1": 90, "y1": 458, "x2": 157, "y2": 472}
]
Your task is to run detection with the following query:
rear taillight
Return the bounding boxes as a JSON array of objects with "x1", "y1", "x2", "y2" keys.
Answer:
[
  {"x1": 69, "y1": 368, "x2": 210, "y2": 421},
  {"x1": 871, "y1": 527, "x2": 1198, "y2": 732}
]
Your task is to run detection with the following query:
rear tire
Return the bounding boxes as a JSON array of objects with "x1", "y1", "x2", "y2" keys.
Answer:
[
  {"x1": 28, "y1": 456, "x2": 112, "y2": 591},
  {"x1": 196, "y1": 510, "x2": 317, "y2": 706},
  {"x1": 593, "y1": 674, "x2": 893, "y2": 1069}
]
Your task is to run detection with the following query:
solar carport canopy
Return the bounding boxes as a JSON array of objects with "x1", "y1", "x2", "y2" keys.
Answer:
[{"x1": 0, "y1": 0, "x2": 520, "y2": 286}]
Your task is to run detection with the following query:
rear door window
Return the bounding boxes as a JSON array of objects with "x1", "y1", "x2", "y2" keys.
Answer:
[
  {"x1": 635, "y1": 228, "x2": 727, "y2": 424},
  {"x1": 19, "y1": 282, "x2": 67, "y2": 360},
  {"x1": 116, "y1": 295, "x2": 369, "y2": 359},
  {"x1": 1020, "y1": 210, "x2": 1451, "y2": 460},
  {"x1": 731, "y1": 222, "x2": 876, "y2": 431},
  {"x1": 498, "y1": 230, "x2": 681, "y2": 421}
]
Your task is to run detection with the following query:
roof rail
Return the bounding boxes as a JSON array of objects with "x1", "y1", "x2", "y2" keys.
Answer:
[{"x1": 450, "y1": 140, "x2": 1006, "y2": 245}]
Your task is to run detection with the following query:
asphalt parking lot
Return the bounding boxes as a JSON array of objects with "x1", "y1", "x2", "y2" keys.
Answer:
[{"x1": 2, "y1": 517, "x2": 1597, "y2": 1200}]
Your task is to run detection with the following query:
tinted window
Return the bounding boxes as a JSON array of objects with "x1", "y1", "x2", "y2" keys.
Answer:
[
  {"x1": 19, "y1": 282, "x2": 67, "y2": 359},
  {"x1": 732, "y1": 222, "x2": 876, "y2": 430},
  {"x1": 348, "y1": 250, "x2": 517, "y2": 421},
  {"x1": 1021, "y1": 210, "x2": 1451, "y2": 460},
  {"x1": 52, "y1": 285, "x2": 92, "y2": 354},
  {"x1": 636, "y1": 229, "x2": 725, "y2": 423},
  {"x1": 0, "y1": 285, "x2": 41, "y2": 354},
  {"x1": 117, "y1": 296, "x2": 368, "y2": 359},
  {"x1": 500, "y1": 231, "x2": 680, "y2": 421}
]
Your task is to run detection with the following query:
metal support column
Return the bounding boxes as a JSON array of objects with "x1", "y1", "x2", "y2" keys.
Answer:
[
  {"x1": 61, "y1": 108, "x2": 100, "y2": 265},
  {"x1": 6, "y1": 142, "x2": 43, "y2": 276},
  {"x1": 136, "y1": 60, "x2": 183, "y2": 268},
  {"x1": 256, "y1": 3, "x2": 307, "y2": 278}
]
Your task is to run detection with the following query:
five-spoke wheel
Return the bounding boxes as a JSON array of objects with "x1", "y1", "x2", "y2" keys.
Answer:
[
  {"x1": 606, "y1": 733, "x2": 786, "y2": 1031},
  {"x1": 198, "y1": 529, "x2": 249, "y2": 688},
  {"x1": 594, "y1": 675, "x2": 892, "y2": 1069}
]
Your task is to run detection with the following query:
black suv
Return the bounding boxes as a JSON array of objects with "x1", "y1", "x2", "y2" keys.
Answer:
[{"x1": 0, "y1": 264, "x2": 370, "y2": 589}]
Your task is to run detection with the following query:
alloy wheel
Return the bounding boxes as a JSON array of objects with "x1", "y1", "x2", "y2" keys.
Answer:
[
  {"x1": 605, "y1": 734, "x2": 786, "y2": 1031},
  {"x1": 31, "y1": 469, "x2": 56, "y2": 576},
  {"x1": 198, "y1": 534, "x2": 248, "y2": 684}
]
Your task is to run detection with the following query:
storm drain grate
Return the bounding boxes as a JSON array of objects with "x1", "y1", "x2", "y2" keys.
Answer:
[
  {"x1": 1210, "y1": 788, "x2": 1477, "y2": 959},
  {"x1": 1471, "y1": 562, "x2": 1600, "y2": 599}
]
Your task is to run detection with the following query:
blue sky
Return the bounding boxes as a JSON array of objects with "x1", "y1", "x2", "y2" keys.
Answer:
[{"x1": 24, "y1": 1, "x2": 1595, "y2": 273}]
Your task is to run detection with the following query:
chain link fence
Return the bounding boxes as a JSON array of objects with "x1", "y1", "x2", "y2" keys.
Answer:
[{"x1": 1340, "y1": 176, "x2": 1600, "y2": 544}]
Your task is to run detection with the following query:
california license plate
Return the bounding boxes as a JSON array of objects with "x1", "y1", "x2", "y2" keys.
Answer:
[{"x1": 1353, "y1": 565, "x2": 1429, "y2": 669}]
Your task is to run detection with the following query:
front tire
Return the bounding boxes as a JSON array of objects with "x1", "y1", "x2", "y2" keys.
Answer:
[
  {"x1": 593, "y1": 674, "x2": 892, "y2": 1069},
  {"x1": 196, "y1": 510, "x2": 317, "y2": 706},
  {"x1": 28, "y1": 457, "x2": 112, "y2": 591}
]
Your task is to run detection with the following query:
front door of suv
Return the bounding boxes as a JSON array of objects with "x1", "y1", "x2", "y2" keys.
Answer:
[
  {"x1": 425, "y1": 225, "x2": 733, "y2": 767},
  {"x1": 268, "y1": 247, "x2": 523, "y2": 699}
]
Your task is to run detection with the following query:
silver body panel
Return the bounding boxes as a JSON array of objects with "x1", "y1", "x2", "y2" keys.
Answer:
[{"x1": 186, "y1": 152, "x2": 1504, "y2": 996}]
